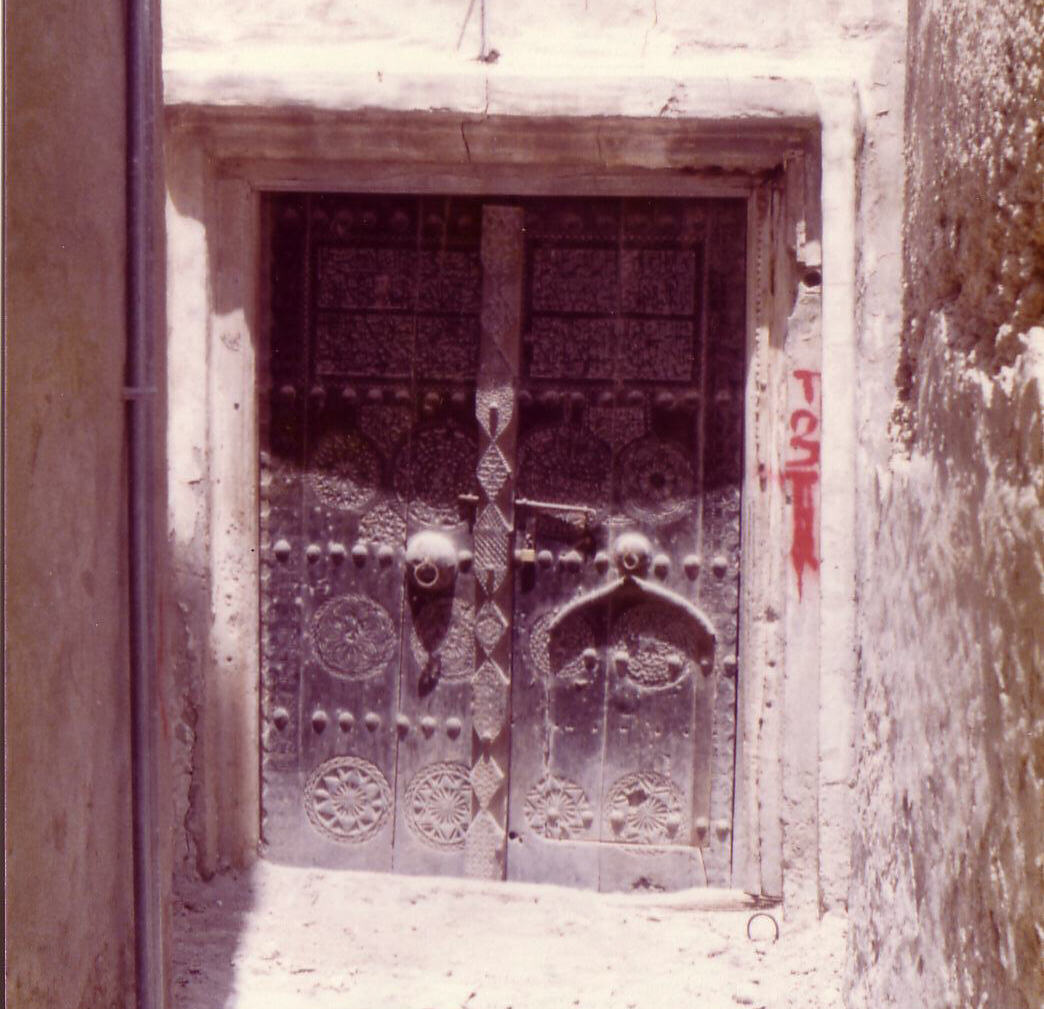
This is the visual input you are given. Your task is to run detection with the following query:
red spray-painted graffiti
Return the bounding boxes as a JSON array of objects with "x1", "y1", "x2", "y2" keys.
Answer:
[{"x1": 784, "y1": 369, "x2": 821, "y2": 597}]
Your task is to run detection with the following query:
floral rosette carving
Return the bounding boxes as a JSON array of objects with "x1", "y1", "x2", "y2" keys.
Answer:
[
  {"x1": 304, "y1": 756, "x2": 392, "y2": 844},
  {"x1": 524, "y1": 775, "x2": 594, "y2": 840}
]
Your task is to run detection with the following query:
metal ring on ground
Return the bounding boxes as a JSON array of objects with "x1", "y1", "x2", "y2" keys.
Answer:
[{"x1": 746, "y1": 911, "x2": 780, "y2": 942}]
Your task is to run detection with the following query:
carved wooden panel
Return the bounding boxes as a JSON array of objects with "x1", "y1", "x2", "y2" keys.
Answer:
[
  {"x1": 506, "y1": 197, "x2": 745, "y2": 891},
  {"x1": 261, "y1": 193, "x2": 746, "y2": 891},
  {"x1": 261, "y1": 194, "x2": 482, "y2": 872}
]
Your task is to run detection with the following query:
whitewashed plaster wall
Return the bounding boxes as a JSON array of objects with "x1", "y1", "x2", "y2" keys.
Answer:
[
  {"x1": 848, "y1": 0, "x2": 1043, "y2": 1007},
  {"x1": 160, "y1": 0, "x2": 906, "y2": 923}
]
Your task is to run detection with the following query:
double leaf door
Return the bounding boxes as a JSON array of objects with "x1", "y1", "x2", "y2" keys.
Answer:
[{"x1": 260, "y1": 193, "x2": 745, "y2": 890}]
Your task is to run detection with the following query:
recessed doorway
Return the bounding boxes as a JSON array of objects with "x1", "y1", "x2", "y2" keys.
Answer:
[{"x1": 259, "y1": 192, "x2": 746, "y2": 891}]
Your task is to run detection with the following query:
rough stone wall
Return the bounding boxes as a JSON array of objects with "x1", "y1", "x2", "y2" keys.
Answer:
[
  {"x1": 5, "y1": 1, "x2": 137, "y2": 1006},
  {"x1": 849, "y1": 0, "x2": 1043, "y2": 1006}
]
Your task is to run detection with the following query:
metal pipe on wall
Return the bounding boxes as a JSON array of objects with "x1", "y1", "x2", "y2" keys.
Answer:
[{"x1": 126, "y1": 0, "x2": 164, "y2": 1005}]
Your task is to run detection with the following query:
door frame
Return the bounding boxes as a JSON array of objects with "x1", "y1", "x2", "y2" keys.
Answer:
[{"x1": 164, "y1": 100, "x2": 852, "y2": 911}]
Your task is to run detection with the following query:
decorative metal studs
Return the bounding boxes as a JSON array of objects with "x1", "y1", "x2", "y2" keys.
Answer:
[{"x1": 560, "y1": 550, "x2": 583, "y2": 573}]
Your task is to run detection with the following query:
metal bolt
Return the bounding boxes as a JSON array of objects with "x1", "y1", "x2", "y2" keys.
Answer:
[
  {"x1": 364, "y1": 712, "x2": 381, "y2": 732},
  {"x1": 561, "y1": 550, "x2": 583, "y2": 573},
  {"x1": 272, "y1": 707, "x2": 290, "y2": 731},
  {"x1": 338, "y1": 711, "x2": 354, "y2": 732},
  {"x1": 273, "y1": 539, "x2": 291, "y2": 561},
  {"x1": 311, "y1": 709, "x2": 328, "y2": 733}
]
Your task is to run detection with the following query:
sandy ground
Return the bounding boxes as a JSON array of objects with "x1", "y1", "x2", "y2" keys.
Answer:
[{"x1": 173, "y1": 864, "x2": 846, "y2": 1009}]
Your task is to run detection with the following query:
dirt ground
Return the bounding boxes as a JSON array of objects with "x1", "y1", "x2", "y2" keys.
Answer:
[{"x1": 172, "y1": 863, "x2": 846, "y2": 1009}]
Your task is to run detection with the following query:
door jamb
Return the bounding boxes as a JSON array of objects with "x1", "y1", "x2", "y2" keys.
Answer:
[{"x1": 164, "y1": 107, "x2": 832, "y2": 909}]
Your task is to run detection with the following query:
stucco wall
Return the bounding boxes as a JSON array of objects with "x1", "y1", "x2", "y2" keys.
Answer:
[
  {"x1": 849, "y1": 0, "x2": 1043, "y2": 1006},
  {"x1": 163, "y1": 0, "x2": 900, "y2": 63},
  {"x1": 5, "y1": 1, "x2": 136, "y2": 1006},
  {"x1": 162, "y1": 0, "x2": 906, "y2": 908}
]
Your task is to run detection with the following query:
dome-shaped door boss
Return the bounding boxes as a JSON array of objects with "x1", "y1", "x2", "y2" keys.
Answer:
[
  {"x1": 405, "y1": 531, "x2": 458, "y2": 592},
  {"x1": 613, "y1": 531, "x2": 653, "y2": 576}
]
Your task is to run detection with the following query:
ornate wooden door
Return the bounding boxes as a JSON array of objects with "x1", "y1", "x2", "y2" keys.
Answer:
[{"x1": 260, "y1": 193, "x2": 745, "y2": 890}]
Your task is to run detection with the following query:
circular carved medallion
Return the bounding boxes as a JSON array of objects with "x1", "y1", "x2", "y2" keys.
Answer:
[
  {"x1": 524, "y1": 775, "x2": 594, "y2": 840},
  {"x1": 610, "y1": 603, "x2": 704, "y2": 689},
  {"x1": 526, "y1": 610, "x2": 598, "y2": 681},
  {"x1": 310, "y1": 431, "x2": 382, "y2": 512},
  {"x1": 409, "y1": 596, "x2": 475, "y2": 683},
  {"x1": 312, "y1": 594, "x2": 396, "y2": 679},
  {"x1": 617, "y1": 437, "x2": 695, "y2": 524},
  {"x1": 304, "y1": 756, "x2": 392, "y2": 844},
  {"x1": 604, "y1": 770, "x2": 684, "y2": 845},
  {"x1": 403, "y1": 761, "x2": 472, "y2": 849},
  {"x1": 358, "y1": 500, "x2": 407, "y2": 546},
  {"x1": 394, "y1": 424, "x2": 477, "y2": 527}
]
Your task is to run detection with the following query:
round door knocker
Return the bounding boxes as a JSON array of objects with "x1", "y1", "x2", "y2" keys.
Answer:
[
  {"x1": 613, "y1": 531, "x2": 652, "y2": 576},
  {"x1": 405, "y1": 531, "x2": 459, "y2": 592}
]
